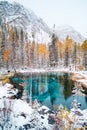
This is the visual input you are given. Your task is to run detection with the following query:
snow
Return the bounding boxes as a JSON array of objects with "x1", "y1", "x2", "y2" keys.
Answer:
[
  {"x1": 0, "y1": 83, "x2": 52, "y2": 130},
  {"x1": 56, "y1": 25, "x2": 85, "y2": 44},
  {"x1": 0, "y1": 1, "x2": 87, "y2": 129},
  {"x1": 70, "y1": 108, "x2": 87, "y2": 127},
  {"x1": 38, "y1": 105, "x2": 50, "y2": 111},
  {"x1": 71, "y1": 71, "x2": 87, "y2": 87},
  {"x1": 10, "y1": 99, "x2": 33, "y2": 128},
  {"x1": 76, "y1": 79, "x2": 87, "y2": 86},
  {"x1": 4, "y1": 83, "x2": 13, "y2": 88},
  {"x1": 13, "y1": 99, "x2": 33, "y2": 115},
  {"x1": 0, "y1": 1, "x2": 85, "y2": 46},
  {"x1": 10, "y1": 100, "x2": 52, "y2": 129},
  {"x1": 0, "y1": 83, "x2": 18, "y2": 109},
  {"x1": 0, "y1": 1, "x2": 51, "y2": 44},
  {"x1": 17, "y1": 68, "x2": 46, "y2": 73},
  {"x1": 0, "y1": 83, "x2": 17, "y2": 98},
  {"x1": 17, "y1": 67, "x2": 73, "y2": 74}
]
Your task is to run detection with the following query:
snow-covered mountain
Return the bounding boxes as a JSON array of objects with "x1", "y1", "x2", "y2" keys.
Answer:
[
  {"x1": 0, "y1": 1, "x2": 85, "y2": 44},
  {"x1": 56, "y1": 25, "x2": 85, "y2": 44},
  {"x1": 0, "y1": 1, "x2": 51, "y2": 43}
]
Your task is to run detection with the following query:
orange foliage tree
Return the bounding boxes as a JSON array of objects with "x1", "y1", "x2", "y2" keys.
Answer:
[
  {"x1": 4, "y1": 48, "x2": 10, "y2": 69},
  {"x1": 39, "y1": 43, "x2": 49, "y2": 67},
  {"x1": 39, "y1": 44, "x2": 48, "y2": 55},
  {"x1": 4, "y1": 48, "x2": 10, "y2": 61},
  {"x1": 64, "y1": 36, "x2": 74, "y2": 67},
  {"x1": 81, "y1": 40, "x2": 87, "y2": 70},
  {"x1": 58, "y1": 40, "x2": 64, "y2": 59}
]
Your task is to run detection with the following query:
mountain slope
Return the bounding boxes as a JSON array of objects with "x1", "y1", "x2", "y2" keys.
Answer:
[
  {"x1": 56, "y1": 25, "x2": 85, "y2": 43},
  {"x1": 0, "y1": 1, "x2": 85, "y2": 44},
  {"x1": 0, "y1": 1, "x2": 51, "y2": 43}
]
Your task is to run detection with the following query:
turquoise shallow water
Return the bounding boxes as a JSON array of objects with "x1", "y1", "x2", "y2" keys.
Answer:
[{"x1": 11, "y1": 72, "x2": 87, "y2": 110}]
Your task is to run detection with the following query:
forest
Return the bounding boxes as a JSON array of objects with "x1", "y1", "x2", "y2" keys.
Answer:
[{"x1": 0, "y1": 23, "x2": 87, "y2": 71}]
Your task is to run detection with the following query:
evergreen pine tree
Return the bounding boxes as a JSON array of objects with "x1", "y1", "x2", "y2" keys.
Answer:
[{"x1": 49, "y1": 32, "x2": 58, "y2": 67}]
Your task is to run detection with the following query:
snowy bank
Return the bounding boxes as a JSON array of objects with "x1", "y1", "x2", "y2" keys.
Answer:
[
  {"x1": 71, "y1": 71, "x2": 87, "y2": 88},
  {"x1": 0, "y1": 83, "x2": 18, "y2": 98},
  {"x1": 0, "y1": 83, "x2": 53, "y2": 130},
  {"x1": 17, "y1": 68, "x2": 87, "y2": 89}
]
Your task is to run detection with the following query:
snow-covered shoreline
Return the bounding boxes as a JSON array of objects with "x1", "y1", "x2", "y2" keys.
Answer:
[
  {"x1": 71, "y1": 71, "x2": 87, "y2": 88},
  {"x1": 16, "y1": 68, "x2": 87, "y2": 88},
  {"x1": 0, "y1": 83, "x2": 53, "y2": 130},
  {"x1": 0, "y1": 67, "x2": 87, "y2": 88}
]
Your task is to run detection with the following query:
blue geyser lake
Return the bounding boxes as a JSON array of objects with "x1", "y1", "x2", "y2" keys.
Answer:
[{"x1": 10, "y1": 72, "x2": 87, "y2": 110}]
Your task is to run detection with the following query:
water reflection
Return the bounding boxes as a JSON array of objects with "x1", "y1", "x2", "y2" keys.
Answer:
[
  {"x1": 48, "y1": 74, "x2": 58, "y2": 105},
  {"x1": 85, "y1": 97, "x2": 87, "y2": 103},
  {"x1": 59, "y1": 73, "x2": 74, "y2": 99},
  {"x1": 26, "y1": 73, "x2": 75, "y2": 107},
  {"x1": 11, "y1": 72, "x2": 87, "y2": 109}
]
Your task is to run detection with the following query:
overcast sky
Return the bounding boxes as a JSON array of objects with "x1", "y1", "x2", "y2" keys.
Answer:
[{"x1": 1, "y1": 0, "x2": 87, "y2": 37}]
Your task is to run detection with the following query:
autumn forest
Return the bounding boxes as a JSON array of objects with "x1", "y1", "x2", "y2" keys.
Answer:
[{"x1": 0, "y1": 23, "x2": 87, "y2": 71}]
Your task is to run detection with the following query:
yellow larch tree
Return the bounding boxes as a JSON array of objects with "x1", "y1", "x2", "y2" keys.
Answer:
[
  {"x1": 81, "y1": 40, "x2": 87, "y2": 70},
  {"x1": 58, "y1": 40, "x2": 64, "y2": 59},
  {"x1": 39, "y1": 43, "x2": 49, "y2": 67},
  {"x1": 4, "y1": 48, "x2": 10, "y2": 69}
]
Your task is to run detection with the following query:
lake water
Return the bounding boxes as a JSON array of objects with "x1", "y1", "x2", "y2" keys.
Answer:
[{"x1": 11, "y1": 72, "x2": 87, "y2": 110}]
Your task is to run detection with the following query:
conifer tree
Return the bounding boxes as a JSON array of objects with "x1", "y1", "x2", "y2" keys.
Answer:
[
  {"x1": 72, "y1": 42, "x2": 77, "y2": 70},
  {"x1": 30, "y1": 32, "x2": 35, "y2": 68},
  {"x1": 20, "y1": 28, "x2": 24, "y2": 67},
  {"x1": 49, "y1": 32, "x2": 58, "y2": 67},
  {"x1": 25, "y1": 37, "x2": 30, "y2": 67},
  {"x1": 0, "y1": 25, "x2": 6, "y2": 68},
  {"x1": 64, "y1": 36, "x2": 69, "y2": 68},
  {"x1": 82, "y1": 40, "x2": 87, "y2": 70}
]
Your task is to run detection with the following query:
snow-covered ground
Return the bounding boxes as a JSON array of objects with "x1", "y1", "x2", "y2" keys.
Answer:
[
  {"x1": 0, "y1": 82, "x2": 53, "y2": 130},
  {"x1": 71, "y1": 71, "x2": 87, "y2": 88},
  {"x1": 0, "y1": 83, "x2": 18, "y2": 98}
]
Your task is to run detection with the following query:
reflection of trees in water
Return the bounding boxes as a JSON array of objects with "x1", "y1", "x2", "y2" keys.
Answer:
[
  {"x1": 32, "y1": 76, "x2": 38, "y2": 96},
  {"x1": 27, "y1": 73, "x2": 74, "y2": 104},
  {"x1": 37, "y1": 74, "x2": 48, "y2": 95},
  {"x1": 48, "y1": 74, "x2": 58, "y2": 105},
  {"x1": 27, "y1": 73, "x2": 48, "y2": 101},
  {"x1": 85, "y1": 96, "x2": 87, "y2": 103},
  {"x1": 58, "y1": 73, "x2": 74, "y2": 100},
  {"x1": 83, "y1": 87, "x2": 87, "y2": 103},
  {"x1": 26, "y1": 75, "x2": 39, "y2": 99},
  {"x1": 11, "y1": 73, "x2": 75, "y2": 104}
]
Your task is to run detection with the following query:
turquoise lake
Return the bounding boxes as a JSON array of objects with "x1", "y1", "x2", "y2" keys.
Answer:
[{"x1": 11, "y1": 72, "x2": 87, "y2": 110}]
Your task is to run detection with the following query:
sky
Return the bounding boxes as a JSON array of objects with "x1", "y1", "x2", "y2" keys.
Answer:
[{"x1": 1, "y1": 0, "x2": 87, "y2": 37}]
